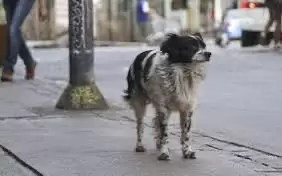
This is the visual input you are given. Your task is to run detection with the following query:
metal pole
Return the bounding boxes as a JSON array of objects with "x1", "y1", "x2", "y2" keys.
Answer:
[
  {"x1": 130, "y1": 0, "x2": 134, "y2": 41},
  {"x1": 108, "y1": 0, "x2": 113, "y2": 41},
  {"x1": 132, "y1": 0, "x2": 137, "y2": 42},
  {"x1": 56, "y1": 0, "x2": 108, "y2": 110}
]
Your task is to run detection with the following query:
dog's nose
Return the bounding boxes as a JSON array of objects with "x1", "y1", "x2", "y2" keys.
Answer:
[{"x1": 204, "y1": 51, "x2": 211, "y2": 59}]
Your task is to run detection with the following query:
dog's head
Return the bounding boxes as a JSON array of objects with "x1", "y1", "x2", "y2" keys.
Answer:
[{"x1": 160, "y1": 33, "x2": 212, "y2": 64}]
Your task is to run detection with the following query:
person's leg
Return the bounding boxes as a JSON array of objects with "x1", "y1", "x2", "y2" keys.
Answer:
[
  {"x1": 19, "y1": 34, "x2": 35, "y2": 69},
  {"x1": 138, "y1": 22, "x2": 147, "y2": 42},
  {"x1": 2, "y1": 0, "x2": 35, "y2": 76},
  {"x1": 2, "y1": 0, "x2": 34, "y2": 68},
  {"x1": 2, "y1": 0, "x2": 13, "y2": 61},
  {"x1": 16, "y1": 0, "x2": 37, "y2": 80},
  {"x1": 264, "y1": 8, "x2": 274, "y2": 36},
  {"x1": 262, "y1": 7, "x2": 274, "y2": 45},
  {"x1": 137, "y1": 22, "x2": 144, "y2": 41},
  {"x1": 1, "y1": 0, "x2": 16, "y2": 81},
  {"x1": 13, "y1": 0, "x2": 37, "y2": 80}
]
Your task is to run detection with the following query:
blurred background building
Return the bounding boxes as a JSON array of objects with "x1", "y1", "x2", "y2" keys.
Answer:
[{"x1": 18, "y1": 0, "x2": 237, "y2": 42}]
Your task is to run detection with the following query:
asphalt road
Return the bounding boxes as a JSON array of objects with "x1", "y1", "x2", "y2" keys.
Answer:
[{"x1": 26, "y1": 42, "x2": 282, "y2": 159}]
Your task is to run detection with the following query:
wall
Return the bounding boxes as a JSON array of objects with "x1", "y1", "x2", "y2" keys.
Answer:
[
  {"x1": 188, "y1": 0, "x2": 201, "y2": 32},
  {"x1": 164, "y1": 0, "x2": 189, "y2": 30},
  {"x1": 200, "y1": 0, "x2": 215, "y2": 33},
  {"x1": 95, "y1": 0, "x2": 132, "y2": 41},
  {"x1": 22, "y1": 0, "x2": 56, "y2": 40}
]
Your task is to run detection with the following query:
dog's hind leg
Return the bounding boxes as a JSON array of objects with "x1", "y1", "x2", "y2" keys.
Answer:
[
  {"x1": 155, "y1": 108, "x2": 171, "y2": 161},
  {"x1": 180, "y1": 111, "x2": 196, "y2": 159},
  {"x1": 153, "y1": 115, "x2": 161, "y2": 151},
  {"x1": 132, "y1": 99, "x2": 147, "y2": 153}
]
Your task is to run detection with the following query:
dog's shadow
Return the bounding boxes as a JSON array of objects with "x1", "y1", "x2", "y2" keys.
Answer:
[
  {"x1": 133, "y1": 148, "x2": 200, "y2": 162},
  {"x1": 125, "y1": 149, "x2": 215, "y2": 175}
]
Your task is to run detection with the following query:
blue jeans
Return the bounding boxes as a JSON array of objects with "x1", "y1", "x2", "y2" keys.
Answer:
[{"x1": 3, "y1": 0, "x2": 35, "y2": 73}]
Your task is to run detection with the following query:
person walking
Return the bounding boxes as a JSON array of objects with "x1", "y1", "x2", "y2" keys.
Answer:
[
  {"x1": 261, "y1": 0, "x2": 282, "y2": 49},
  {"x1": 136, "y1": 0, "x2": 150, "y2": 42},
  {"x1": 1, "y1": 0, "x2": 47, "y2": 82}
]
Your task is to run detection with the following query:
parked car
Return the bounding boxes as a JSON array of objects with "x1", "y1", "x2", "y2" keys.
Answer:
[{"x1": 214, "y1": 8, "x2": 255, "y2": 47}]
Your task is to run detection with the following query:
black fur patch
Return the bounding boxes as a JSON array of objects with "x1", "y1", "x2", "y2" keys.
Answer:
[
  {"x1": 132, "y1": 50, "x2": 153, "y2": 90},
  {"x1": 123, "y1": 66, "x2": 135, "y2": 100},
  {"x1": 143, "y1": 53, "x2": 156, "y2": 82},
  {"x1": 192, "y1": 32, "x2": 206, "y2": 48},
  {"x1": 123, "y1": 50, "x2": 153, "y2": 100}
]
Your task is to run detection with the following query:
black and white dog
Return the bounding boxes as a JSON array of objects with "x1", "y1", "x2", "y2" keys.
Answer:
[{"x1": 123, "y1": 33, "x2": 212, "y2": 160}]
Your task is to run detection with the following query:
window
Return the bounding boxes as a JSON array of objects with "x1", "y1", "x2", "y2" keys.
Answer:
[{"x1": 171, "y1": 0, "x2": 188, "y2": 10}]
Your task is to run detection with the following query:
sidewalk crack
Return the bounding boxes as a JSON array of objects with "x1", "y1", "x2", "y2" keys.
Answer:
[
  {"x1": 0, "y1": 144, "x2": 44, "y2": 176},
  {"x1": 195, "y1": 132, "x2": 282, "y2": 158},
  {"x1": 0, "y1": 115, "x2": 40, "y2": 121}
]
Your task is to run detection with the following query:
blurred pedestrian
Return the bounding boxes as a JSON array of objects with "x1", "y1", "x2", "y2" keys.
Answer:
[
  {"x1": 1, "y1": 0, "x2": 47, "y2": 82},
  {"x1": 136, "y1": 0, "x2": 150, "y2": 42},
  {"x1": 261, "y1": 0, "x2": 282, "y2": 49}
]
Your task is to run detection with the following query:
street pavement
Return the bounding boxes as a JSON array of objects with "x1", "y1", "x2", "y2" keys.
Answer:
[{"x1": 0, "y1": 42, "x2": 282, "y2": 175}]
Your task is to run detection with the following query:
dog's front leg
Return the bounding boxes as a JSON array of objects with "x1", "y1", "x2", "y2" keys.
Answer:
[
  {"x1": 180, "y1": 111, "x2": 196, "y2": 159},
  {"x1": 156, "y1": 109, "x2": 171, "y2": 161}
]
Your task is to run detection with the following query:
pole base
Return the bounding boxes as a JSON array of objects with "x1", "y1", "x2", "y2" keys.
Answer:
[{"x1": 56, "y1": 83, "x2": 109, "y2": 110}]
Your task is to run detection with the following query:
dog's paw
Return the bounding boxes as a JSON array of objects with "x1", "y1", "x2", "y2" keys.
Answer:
[
  {"x1": 158, "y1": 152, "x2": 171, "y2": 161},
  {"x1": 135, "y1": 146, "x2": 146, "y2": 152},
  {"x1": 158, "y1": 146, "x2": 171, "y2": 161},
  {"x1": 183, "y1": 151, "x2": 196, "y2": 159}
]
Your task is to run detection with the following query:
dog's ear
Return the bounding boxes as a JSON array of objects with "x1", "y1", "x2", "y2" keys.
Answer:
[
  {"x1": 192, "y1": 32, "x2": 206, "y2": 48},
  {"x1": 160, "y1": 33, "x2": 180, "y2": 62},
  {"x1": 165, "y1": 33, "x2": 179, "y2": 41},
  {"x1": 192, "y1": 32, "x2": 203, "y2": 41},
  {"x1": 160, "y1": 33, "x2": 179, "y2": 52}
]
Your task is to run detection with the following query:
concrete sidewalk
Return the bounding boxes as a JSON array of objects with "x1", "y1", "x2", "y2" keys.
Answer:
[
  {"x1": 0, "y1": 71, "x2": 280, "y2": 175},
  {"x1": 0, "y1": 115, "x2": 262, "y2": 176}
]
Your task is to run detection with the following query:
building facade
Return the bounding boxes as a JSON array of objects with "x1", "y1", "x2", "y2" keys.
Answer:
[{"x1": 53, "y1": 0, "x2": 235, "y2": 42}]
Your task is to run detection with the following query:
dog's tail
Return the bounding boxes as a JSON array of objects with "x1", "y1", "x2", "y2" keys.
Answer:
[{"x1": 123, "y1": 65, "x2": 135, "y2": 102}]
